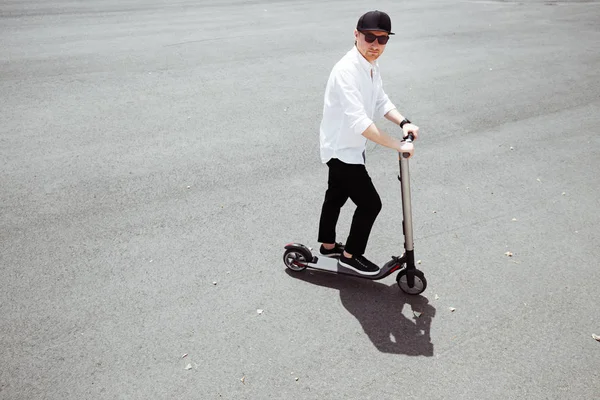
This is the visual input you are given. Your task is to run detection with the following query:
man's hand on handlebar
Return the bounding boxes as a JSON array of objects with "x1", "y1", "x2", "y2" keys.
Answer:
[
  {"x1": 402, "y1": 123, "x2": 419, "y2": 140},
  {"x1": 397, "y1": 141, "x2": 414, "y2": 158}
]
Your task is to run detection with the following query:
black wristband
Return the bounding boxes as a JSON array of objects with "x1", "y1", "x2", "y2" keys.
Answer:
[{"x1": 399, "y1": 118, "x2": 411, "y2": 129}]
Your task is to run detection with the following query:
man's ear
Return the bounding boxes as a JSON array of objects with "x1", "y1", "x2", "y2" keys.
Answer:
[{"x1": 354, "y1": 29, "x2": 359, "y2": 41}]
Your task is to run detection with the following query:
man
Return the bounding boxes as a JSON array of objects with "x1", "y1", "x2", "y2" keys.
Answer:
[{"x1": 317, "y1": 10, "x2": 419, "y2": 275}]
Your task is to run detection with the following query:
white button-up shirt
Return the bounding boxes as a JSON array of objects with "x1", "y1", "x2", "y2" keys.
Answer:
[{"x1": 319, "y1": 45, "x2": 396, "y2": 165}]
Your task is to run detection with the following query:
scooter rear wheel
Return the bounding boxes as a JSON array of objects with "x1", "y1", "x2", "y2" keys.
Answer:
[
  {"x1": 283, "y1": 249, "x2": 308, "y2": 271},
  {"x1": 396, "y1": 269, "x2": 427, "y2": 295}
]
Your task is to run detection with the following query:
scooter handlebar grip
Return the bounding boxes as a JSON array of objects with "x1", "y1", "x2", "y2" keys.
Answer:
[{"x1": 403, "y1": 132, "x2": 415, "y2": 142}]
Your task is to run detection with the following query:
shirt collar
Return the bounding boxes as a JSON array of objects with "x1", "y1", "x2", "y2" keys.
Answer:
[{"x1": 351, "y1": 45, "x2": 378, "y2": 72}]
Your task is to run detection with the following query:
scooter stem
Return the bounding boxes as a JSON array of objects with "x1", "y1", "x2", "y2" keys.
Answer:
[{"x1": 399, "y1": 154, "x2": 414, "y2": 253}]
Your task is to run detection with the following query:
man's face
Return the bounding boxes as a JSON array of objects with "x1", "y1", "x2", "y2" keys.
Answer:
[{"x1": 354, "y1": 29, "x2": 389, "y2": 63}]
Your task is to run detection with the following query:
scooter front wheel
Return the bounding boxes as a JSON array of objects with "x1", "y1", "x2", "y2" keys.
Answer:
[
  {"x1": 396, "y1": 269, "x2": 427, "y2": 295},
  {"x1": 283, "y1": 249, "x2": 308, "y2": 271}
]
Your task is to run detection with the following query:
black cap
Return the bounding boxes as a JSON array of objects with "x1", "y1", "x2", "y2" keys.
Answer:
[{"x1": 356, "y1": 10, "x2": 394, "y2": 35}]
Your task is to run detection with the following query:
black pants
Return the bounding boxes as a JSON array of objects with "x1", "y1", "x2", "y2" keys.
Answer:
[{"x1": 317, "y1": 158, "x2": 382, "y2": 256}]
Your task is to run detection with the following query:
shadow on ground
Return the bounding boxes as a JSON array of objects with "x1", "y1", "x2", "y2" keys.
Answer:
[{"x1": 285, "y1": 269, "x2": 436, "y2": 356}]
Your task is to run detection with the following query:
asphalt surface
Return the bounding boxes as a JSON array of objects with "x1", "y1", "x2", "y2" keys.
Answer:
[{"x1": 1, "y1": 1, "x2": 599, "y2": 399}]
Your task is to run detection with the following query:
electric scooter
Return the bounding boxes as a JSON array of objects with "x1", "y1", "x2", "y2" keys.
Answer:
[{"x1": 283, "y1": 134, "x2": 427, "y2": 295}]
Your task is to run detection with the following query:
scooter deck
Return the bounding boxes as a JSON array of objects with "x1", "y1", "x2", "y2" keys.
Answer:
[
  {"x1": 306, "y1": 254, "x2": 342, "y2": 271},
  {"x1": 305, "y1": 253, "x2": 403, "y2": 280}
]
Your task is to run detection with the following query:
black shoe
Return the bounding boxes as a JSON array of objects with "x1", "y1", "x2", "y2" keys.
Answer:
[
  {"x1": 319, "y1": 242, "x2": 345, "y2": 257},
  {"x1": 338, "y1": 254, "x2": 379, "y2": 275}
]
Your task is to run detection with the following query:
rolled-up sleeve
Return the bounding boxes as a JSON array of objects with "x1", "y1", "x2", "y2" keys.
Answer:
[
  {"x1": 336, "y1": 69, "x2": 374, "y2": 135},
  {"x1": 375, "y1": 80, "x2": 396, "y2": 119}
]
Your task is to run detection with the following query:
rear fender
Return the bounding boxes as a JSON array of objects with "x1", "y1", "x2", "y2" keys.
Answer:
[{"x1": 284, "y1": 243, "x2": 313, "y2": 262}]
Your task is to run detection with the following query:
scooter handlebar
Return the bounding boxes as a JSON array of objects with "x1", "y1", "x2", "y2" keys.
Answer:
[{"x1": 401, "y1": 133, "x2": 415, "y2": 158}]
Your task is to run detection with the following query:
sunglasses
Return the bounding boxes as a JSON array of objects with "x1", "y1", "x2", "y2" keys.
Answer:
[{"x1": 360, "y1": 31, "x2": 390, "y2": 45}]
